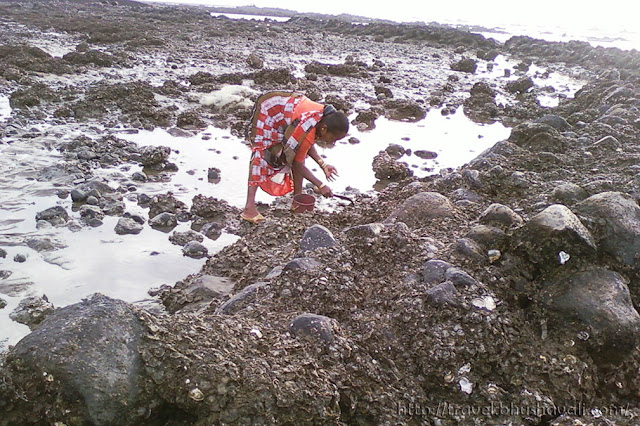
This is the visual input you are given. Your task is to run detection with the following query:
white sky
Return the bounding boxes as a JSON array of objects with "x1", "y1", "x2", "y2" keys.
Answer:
[{"x1": 140, "y1": 0, "x2": 639, "y2": 32}]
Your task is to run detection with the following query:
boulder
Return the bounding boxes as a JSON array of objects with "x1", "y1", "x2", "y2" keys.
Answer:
[
  {"x1": 169, "y1": 230, "x2": 204, "y2": 246},
  {"x1": 289, "y1": 313, "x2": 337, "y2": 344},
  {"x1": 515, "y1": 204, "x2": 596, "y2": 267},
  {"x1": 0, "y1": 294, "x2": 148, "y2": 425},
  {"x1": 139, "y1": 145, "x2": 171, "y2": 166},
  {"x1": 383, "y1": 99, "x2": 426, "y2": 122},
  {"x1": 508, "y1": 122, "x2": 566, "y2": 153},
  {"x1": 387, "y1": 192, "x2": 455, "y2": 228},
  {"x1": 465, "y1": 224, "x2": 507, "y2": 249},
  {"x1": 299, "y1": 224, "x2": 337, "y2": 253},
  {"x1": 575, "y1": 192, "x2": 640, "y2": 268},
  {"x1": 161, "y1": 275, "x2": 235, "y2": 313},
  {"x1": 542, "y1": 268, "x2": 640, "y2": 364}
]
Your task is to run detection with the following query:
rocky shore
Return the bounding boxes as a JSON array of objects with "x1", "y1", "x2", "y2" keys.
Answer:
[{"x1": 3, "y1": 0, "x2": 640, "y2": 424}]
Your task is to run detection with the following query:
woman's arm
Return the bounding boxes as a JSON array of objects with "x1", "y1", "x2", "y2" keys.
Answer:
[
  {"x1": 307, "y1": 145, "x2": 338, "y2": 181},
  {"x1": 292, "y1": 160, "x2": 332, "y2": 197}
]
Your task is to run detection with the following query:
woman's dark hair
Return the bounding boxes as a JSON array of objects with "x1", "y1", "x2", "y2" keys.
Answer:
[{"x1": 320, "y1": 104, "x2": 349, "y2": 134}]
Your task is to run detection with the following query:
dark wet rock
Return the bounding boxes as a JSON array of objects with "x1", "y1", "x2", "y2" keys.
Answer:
[
  {"x1": 246, "y1": 52, "x2": 264, "y2": 69},
  {"x1": 201, "y1": 222, "x2": 222, "y2": 240},
  {"x1": 0, "y1": 248, "x2": 6, "y2": 258},
  {"x1": 284, "y1": 257, "x2": 322, "y2": 272},
  {"x1": 188, "y1": 71, "x2": 215, "y2": 86},
  {"x1": 140, "y1": 145, "x2": 171, "y2": 166},
  {"x1": 465, "y1": 224, "x2": 508, "y2": 249},
  {"x1": 182, "y1": 241, "x2": 208, "y2": 259},
  {"x1": 421, "y1": 259, "x2": 453, "y2": 284},
  {"x1": 35, "y1": 206, "x2": 69, "y2": 226},
  {"x1": 9, "y1": 295, "x2": 55, "y2": 329},
  {"x1": 477, "y1": 48, "x2": 500, "y2": 61},
  {"x1": 535, "y1": 114, "x2": 572, "y2": 131},
  {"x1": 372, "y1": 151, "x2": 413, "y2": 181},
  {"x1": 79, "y1": 204, "x2": 104, "y2": 224},
  {"x1": 479, "y1": 203, "x2": 524, "y2": 228},
  {"x1": 9, "y1": 83, "x2": 61, "y2": 108},
  {"x1": 252, "y1": 68, "x2": 296, "y2": 86},
  {"x1": 542, "y1": 268, "x2": 640, "y2": 364},
  {"x1": 374, "y1": 85, "x2": 393, "y2": 99},
  {"x1": 191, "y1": 194, "x2": 230, "y2": 220},
  {"x1": 0, "y1": 298, "x2": 6, "y2": 309},
  {"x1": 101, "y1": 198, "x2": 125, "y2": 216},
  {"x1": 450, "y1": 57, "x2": 477, "y2": 73},
  {"x1": 353, "y1": 109, "x2": 379, "y2": 129},
  {"x1": 63, "y1": 50, "x2": 118, "y2": 67},
  {"x1": 505, "y1": 76, "x2": 534, "y2": 94},
  {"x1": 115, "y1": 217, "x2": 144, "y2": 235},
  {"x1": 70, "y1": 188, "x2": 88, "y2": 202},
  {"x1": 207, "y1": 167, "x2": 221, "y2": 182},
  {"x1": 176, "y1": 110, "x2": 206, "y2": 129},
  {"x1": 148, "y1": 192, "x2": 187, "y2": 218},
  {"x1": 0, "y1": 294, "x2": 149, "y2": 425},
  {"x1": 215, "y1": 282, "x2": 267, "y2": 315},
  {"x1": 550, "y1": 182, "x2": 588, "y2": 205},
  {"x1": 383, "y1": 99, "x2": 426, "y2": 122},
  {"x1": 131, "y1": 171, "x2": 148, "y2": 182},
  {"x1": 575, "y1": 192, "x2": 640, "y2": 268},
  {"x1": 387, "y1": 192, "x2": 455, "y2": 229},
  {"x1": 0, "y1": 44, "x2": 72, "y2": 74},
  {"x1": 289, "y1": 313, "x2": 337, "y2": 344},
  {"x1": 169, "y1": 230, "x2": 204, "y2": 246},
  {"x1": 13, "y1": 254, "x2": 27, "y2": 263},
  {"x1": 414, "y1": 150, "x2": 438, "y2": 159},
  {"x1": 384, "y1": 143, "x2": 406, "y2": 159},
  {"x1": 445, "y1": 267, "x2": 479, "y2": 287},
  {"x1": 515, "y1": 204, "x2": 597, "y2": 267},
  {"x1": 149, "y1": 212, "x2": 178, "y2": 230},
  {"x1": 425, "y1": 281, "x2": 461, "y2": 306},
  {"x1": 299, "y1": 224, "x2": 337, "y2": 253}
]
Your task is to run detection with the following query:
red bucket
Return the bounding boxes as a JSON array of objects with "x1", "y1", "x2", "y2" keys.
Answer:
[{"x1": 291, "y1": 194, "x2": 316, "y2": 213}]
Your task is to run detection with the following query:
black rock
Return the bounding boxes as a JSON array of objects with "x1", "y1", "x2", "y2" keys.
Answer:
[
  {"x1": 0, "y1": 248, "x2": 6, "y2": 258},
  {"x1": 421, "y1": 259, "x2": 453, "y2": 284},
  {"x1": 289, "y1": 313, "x2": 337, "y2": 343},
  {"x1": 13, "y1": 254, "x2": 26, "y2": 263},
  {"x1": 284, "y1": 257, "x2": 322, "y2": 271},
  {"x1": 215, "y1": 282, "x2": 267, "y2": 315},
  {"x1": 451, "y1": 57, "x2": 478, "y2": 73},
  {"x1": 444, "y1": 267, "x2": 479, "y2": 287},
  {"x1": 1, "y1": 294, "x2": 148, "y2": 424},
  {"x1": 535, "y1": 114, "x2": 572, "y2": 131},
  {"x1": 425, "y1": 281, "x2": 460, "y2": 306},
  {"x1": 299, "y1": 224, "x2": 337, "y2": 253},
  {"x1": 149, "y1": 212, "x2": 178, "y2": 230},
  {"x1": 542, "y1": 268, "x2": 640, "y2": 364}
]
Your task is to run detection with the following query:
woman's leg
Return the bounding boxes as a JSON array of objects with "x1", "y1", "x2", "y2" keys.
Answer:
[{"x1": 243, "y1": 184, "x2": 260, "y2": 218}]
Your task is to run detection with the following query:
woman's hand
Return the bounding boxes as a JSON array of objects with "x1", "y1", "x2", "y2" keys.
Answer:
[
  {"x1": 319, "y1": 184, "x2": 333, "y2": 198},
  {"x1": 323, "y1": 164, "x2": 339, "y2": 182}
]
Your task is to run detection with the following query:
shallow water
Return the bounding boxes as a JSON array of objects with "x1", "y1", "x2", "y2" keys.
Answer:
[{"x1": 0, "y1": 131, "x2": 239, "y2": 350}]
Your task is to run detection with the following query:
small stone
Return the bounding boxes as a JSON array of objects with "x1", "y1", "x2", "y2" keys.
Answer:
[
  {"x1": 479, "y1": 203, "x2": 523, "y2": 228},
  {"x1": 86, "y1": 195, "x2": 99, "y2": 205},
  {"x1": 284, "y1": 257, "x2": 322, "y2": 271},
  {"x1": 0, "y1": 297, "x2": 7, "y2": 309},
  {"x1": 14, "y1": 254, "x2": 27, "y2": 263},
  {"x1": 0, "y1": 248, "x2": 6, "y2": 258},
  {"x1": 444, "y1": 267, "x2": 479, "y2": 287},
  {"x1": 421, "y1": 259, "x2": 453, "y2": 284},
  {"x1": 70, "y1": 188, "x2": 88, "y2": 202},
  {"x1": 425, "y1": 281, "x2": 460, "y2": 306},
  {"x1": 35, "y1": 206, "x2": 69, "y2": 226},
  {"x1": 149, "y1": 212, "x2": 178, "y2": 230},
  {"x1": 414, "y1": 150, "x2": 438, "y2": 160}
]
